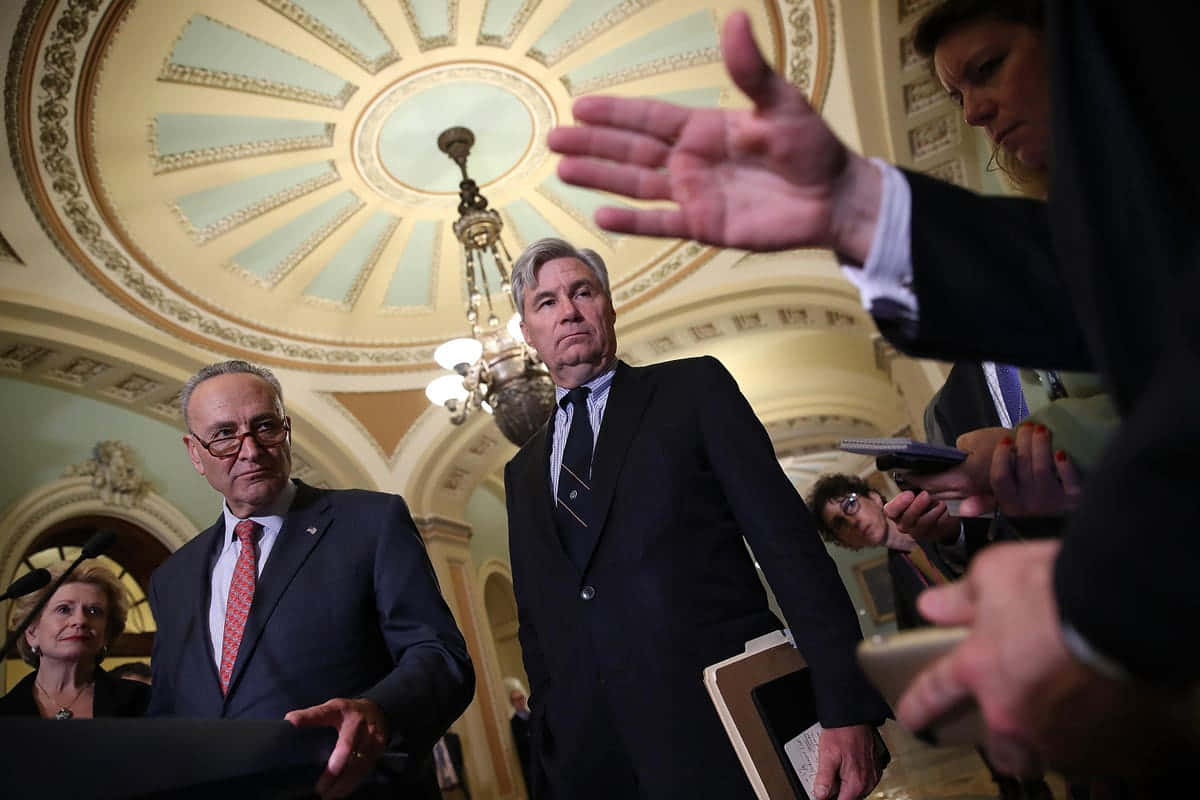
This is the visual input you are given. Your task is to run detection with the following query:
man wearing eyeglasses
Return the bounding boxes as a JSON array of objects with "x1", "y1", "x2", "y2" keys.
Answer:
[
  {"x1": 808, "y1": 475, "x2": 960, "y2": 632},
  {"x1": 147, "y1": 360, "x2": 474, "y2": 799}
]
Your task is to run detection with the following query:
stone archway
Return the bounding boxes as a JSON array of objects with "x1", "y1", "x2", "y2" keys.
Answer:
[{"x1": 481, "y1": 563, "x2": 526, "y2": 693}]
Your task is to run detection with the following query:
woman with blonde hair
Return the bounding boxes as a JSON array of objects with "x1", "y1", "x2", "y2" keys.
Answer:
[{"x1": 0, "y1": 562, "x2": 149, "y2": 718}]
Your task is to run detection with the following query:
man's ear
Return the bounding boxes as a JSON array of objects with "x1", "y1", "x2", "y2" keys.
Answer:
[{"x1": 184, "y1": 435, "x2": 205, "y2": 476}]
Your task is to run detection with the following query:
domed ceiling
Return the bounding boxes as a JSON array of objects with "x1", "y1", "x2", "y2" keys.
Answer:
[{"x1": 8, "y1": 0, "x2": 836, "y2": 372}]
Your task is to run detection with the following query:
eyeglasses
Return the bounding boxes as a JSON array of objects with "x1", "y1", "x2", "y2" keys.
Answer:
[
  {"x1": 827, "y1": 492, "x2": 861, "y2": 534},
  {"x1": 190, "y1": 418, "x2": 290, "y2": 458}
]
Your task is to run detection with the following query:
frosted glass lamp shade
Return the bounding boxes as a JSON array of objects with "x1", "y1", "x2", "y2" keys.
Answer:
[
  {"x1": 506, "y1": 314, "x2": 524, "y2": 343},
  {"x1": 434, "y1": 338, "x2": 483, "y2": 370},
  {"x1": 425, "y1": 374, "x2": 469, "y2": 406}
]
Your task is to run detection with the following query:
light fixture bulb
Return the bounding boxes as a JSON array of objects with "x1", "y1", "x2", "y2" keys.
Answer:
[
  {"x1": 425, "y1": 374, "x2": 469, "y2": 406},
  {"x1": 506, "y1": 314, "x2": 524, "y2": 343},
  {"x1": 434, "y1": 338, "x2": 483, "y2": 371}
]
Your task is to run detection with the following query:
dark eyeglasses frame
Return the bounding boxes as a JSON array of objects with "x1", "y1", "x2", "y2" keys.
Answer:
[{"x1": 189, "y1": 418, "x2": 290, "y2": 458}]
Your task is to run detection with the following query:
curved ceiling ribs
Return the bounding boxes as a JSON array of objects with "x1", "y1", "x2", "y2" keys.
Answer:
[
  {"x1": 8, "y1": 0, "x2": 834, "y2": 372},
  {"x1": 3, "y1": 0, "x2": 922, "y2": 515}
]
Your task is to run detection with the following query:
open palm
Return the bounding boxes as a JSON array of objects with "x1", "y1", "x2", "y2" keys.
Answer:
[{"x1": 548, "y1": 12, "x2": 873, "y2": 255}]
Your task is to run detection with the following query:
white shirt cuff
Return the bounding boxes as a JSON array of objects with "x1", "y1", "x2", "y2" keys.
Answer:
[{"x1": 840, "y1": 159, "x2": 918, "y2": 322}]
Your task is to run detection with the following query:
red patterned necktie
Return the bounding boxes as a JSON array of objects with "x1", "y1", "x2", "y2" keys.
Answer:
[{"x1": 219, "y1": 519, "x2": 259, "y2": 695}]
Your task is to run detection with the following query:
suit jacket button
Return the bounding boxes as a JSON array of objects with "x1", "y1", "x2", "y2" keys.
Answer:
[{"x1": 580, "y1": 585, "x2": 596, "y2": 600}]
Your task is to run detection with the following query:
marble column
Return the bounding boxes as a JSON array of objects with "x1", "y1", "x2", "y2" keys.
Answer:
[{"x1": 415, "y1": 514, "x2": 522, "y2": 799}]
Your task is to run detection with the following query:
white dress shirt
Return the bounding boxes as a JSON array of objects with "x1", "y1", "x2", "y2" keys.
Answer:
[
  {"x1": 549, "y1": 366, "x2": 616, "y2": 496},
  {"x1": 207, "y1": 480, "x2": 297, "y2": 668}
]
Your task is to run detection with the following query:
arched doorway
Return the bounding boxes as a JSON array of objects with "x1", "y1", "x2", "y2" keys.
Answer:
[{"x1": 483, "y1": 568, "x2": 526, "y2": 692}]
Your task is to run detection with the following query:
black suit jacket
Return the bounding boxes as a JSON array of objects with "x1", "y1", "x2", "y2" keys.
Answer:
[
  {"x1": 148, "y1": 480, "x2": 474, "y2": 783},
  {"x1": 504, "y1": 357, "x2": 888, "y2": 798},
  {"x1": 0, "y1": 666, "x2": 150, "y2": 717},
  {"x1": 878, "y1": 4, "x2": 1200, "y2": 683}
]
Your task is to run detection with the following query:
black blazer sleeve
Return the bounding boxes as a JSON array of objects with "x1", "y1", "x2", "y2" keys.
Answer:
[
  {"x1": 888, "y1": 171, "x2": 1094, "y2": 373},
  {"x1": 359, "y1": 493, "x2": 475, "y2": 752},
  {"x1": 694, "y1": 358, "x2": 889, "y2": 725}
]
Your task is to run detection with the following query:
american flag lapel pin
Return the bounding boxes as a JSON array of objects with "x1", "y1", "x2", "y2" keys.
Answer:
[{"x1": 306, "y1": 526, "x2": 317, "y2": 535}]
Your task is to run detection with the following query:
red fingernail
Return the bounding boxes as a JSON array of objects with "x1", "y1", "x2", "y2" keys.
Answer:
[
  {"x1": 1035, "y1": 424, "x2": 1048, "y2": 434},
  {"x1": 999, "y1": 436, "x2": 1013, "y2": 446},
  {"x1": 1019, "y1": 420, "x2": 1034, "y2": 428},
  {"x1": 1055, "y1": 450, "x2": 1067, "y2": 462}
]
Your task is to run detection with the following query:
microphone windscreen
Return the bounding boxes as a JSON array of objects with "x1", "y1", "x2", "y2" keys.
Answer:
[
  {"x1": 81, "y1": 529, "x2": 116, "y2": 558},
  {"x1": 2, "y1": 567, "x2": 51, "y2": 600}
]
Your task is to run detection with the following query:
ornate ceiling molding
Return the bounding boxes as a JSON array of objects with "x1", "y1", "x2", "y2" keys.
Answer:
[
  {"x1": 352, "y1": 62, "x2": 556, "y2": 207},
  {"x1": 259, "y1": 0, "x2": 399, "y2": 75},
  {"x1": 6, "y1": 0, "x2": 838, "y2": 373},
  {"x1": 0, "y1": 474, "x2": 198, "y2": 586}
]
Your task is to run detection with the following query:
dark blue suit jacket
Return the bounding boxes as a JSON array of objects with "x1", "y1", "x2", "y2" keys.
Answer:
[
  {"x1": 148, "y1": 480, "x2": 474, "y2": 782},
  {"x1": 504, "y1": 358, "x2": 887, "y2": 798}
]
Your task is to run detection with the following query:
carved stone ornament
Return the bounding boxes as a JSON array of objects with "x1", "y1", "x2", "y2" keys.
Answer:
[{"x1": 62, "y1": 440, "x2": 149, "y2": 507}]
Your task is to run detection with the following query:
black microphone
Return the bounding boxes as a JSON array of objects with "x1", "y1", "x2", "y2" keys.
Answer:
[
  {"x1": 0, "y1": 529, "x2": 119, "y2": 661},
  {"x1": 0, "y1": 568, "x2": 50, "y2": 601},
  {"x1": 81, "y1": 529, "x2": 116, "y2": 558}
]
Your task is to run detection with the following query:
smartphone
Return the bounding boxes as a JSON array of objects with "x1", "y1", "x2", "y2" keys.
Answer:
[
  {"x1": 839, "y1": 438, "x2": 966, "y2": 475},
  {"x1": 856, "y1": 627, "x2": 985, "y2": 746}
]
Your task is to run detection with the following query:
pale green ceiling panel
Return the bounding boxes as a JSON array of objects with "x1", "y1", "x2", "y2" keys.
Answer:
[
  {"x1": 479, "y1": 0, "x2": 530, "y2": 45},
  {"x1": 407, "y1": 0, "x2": 453, "y2": 41},
  {"x1": 384, "y1": 219, "x2": 438, "y2": 307},
  {"x1": 0, "y1": 378, "x2": 215, "y2": 530},
  {"x1": 562, "y1": 11, "x2": 719, "y2": 95},
  {"x1": 304, "y1": 211, "x2": 398, "y2": 304},
  {"x1": 377, "y1": 83, "x2": 531, "y2": 190},
  {"x1": 286, "y1": 0, "x2": 395, "y2": 64},
  {"x1": 504, "y1": 199, "x2": 561, "y2": 249},
  {"x1": 652, "y1": 87, "x2": 723, "y2": 107},
  {"x1": 530, "y1": 0, "x2": 641, "y2": 63},
  {"x1": 175, "y1": 160, "x2": 338, "y2": 239},
  {"x1": 232, "y1": 190, "x2": 363, "y2": 284},
  {"x1": 166, "y1": 16, "x2": 354, "y2": 106},
  {"x1": 153, "y1": 114, "x2": 332, "y2": 159},
  {"x1": 539, "y1": 175, "x2": 630, "y2": 234}
]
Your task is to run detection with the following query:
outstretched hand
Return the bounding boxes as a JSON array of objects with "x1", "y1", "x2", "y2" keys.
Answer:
[
  {"x1": 547, "y1": 11, "x2": 882, "y2": 261},
  {"x1": 286, "y1": 697, "x2": 389, "y2": 799}
]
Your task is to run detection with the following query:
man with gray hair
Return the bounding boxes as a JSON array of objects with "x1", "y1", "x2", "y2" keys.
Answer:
[
  {"x1": 504, "y1": 239, "x2": 888, "y2": 799},
  {"x1": 149, "y1": 360, "x2": 474, "y2": 798}
]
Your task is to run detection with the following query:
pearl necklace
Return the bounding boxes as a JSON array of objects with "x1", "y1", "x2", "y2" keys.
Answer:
[{"x1": 35, "y1": 679, "x2": 92, "y2": 720}]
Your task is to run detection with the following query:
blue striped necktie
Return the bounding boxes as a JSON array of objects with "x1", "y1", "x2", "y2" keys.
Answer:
[
  {"x1": 555, "y1": 387, "x2": 593, "y2": 566},
  {"x1": 995, "y1": 364, "x2": 1029, "y2": 423}
]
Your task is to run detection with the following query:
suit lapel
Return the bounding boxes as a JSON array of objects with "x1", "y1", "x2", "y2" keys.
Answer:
[
  {"x1": 224, "y1": 480, "x2": 331, "y2": 701},
  {"x1": 515, "y1": 421, "x2": 561, "y2": 555},
  {"x1": 190, "y1": 517, "x2": 226, "y2": 703},
  {"x1": 578, "y1": 361, "x2": 653, "y2": 572}
]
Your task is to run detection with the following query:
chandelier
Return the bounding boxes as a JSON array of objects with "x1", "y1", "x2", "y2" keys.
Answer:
[{"x1": 424, "y1": 127, "x2": 556, "y2": 447}]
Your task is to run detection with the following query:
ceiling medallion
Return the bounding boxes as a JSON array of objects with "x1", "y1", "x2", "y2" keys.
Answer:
[{"x1": 353, "y1": 63, "x2": 556, "y2": 208}]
